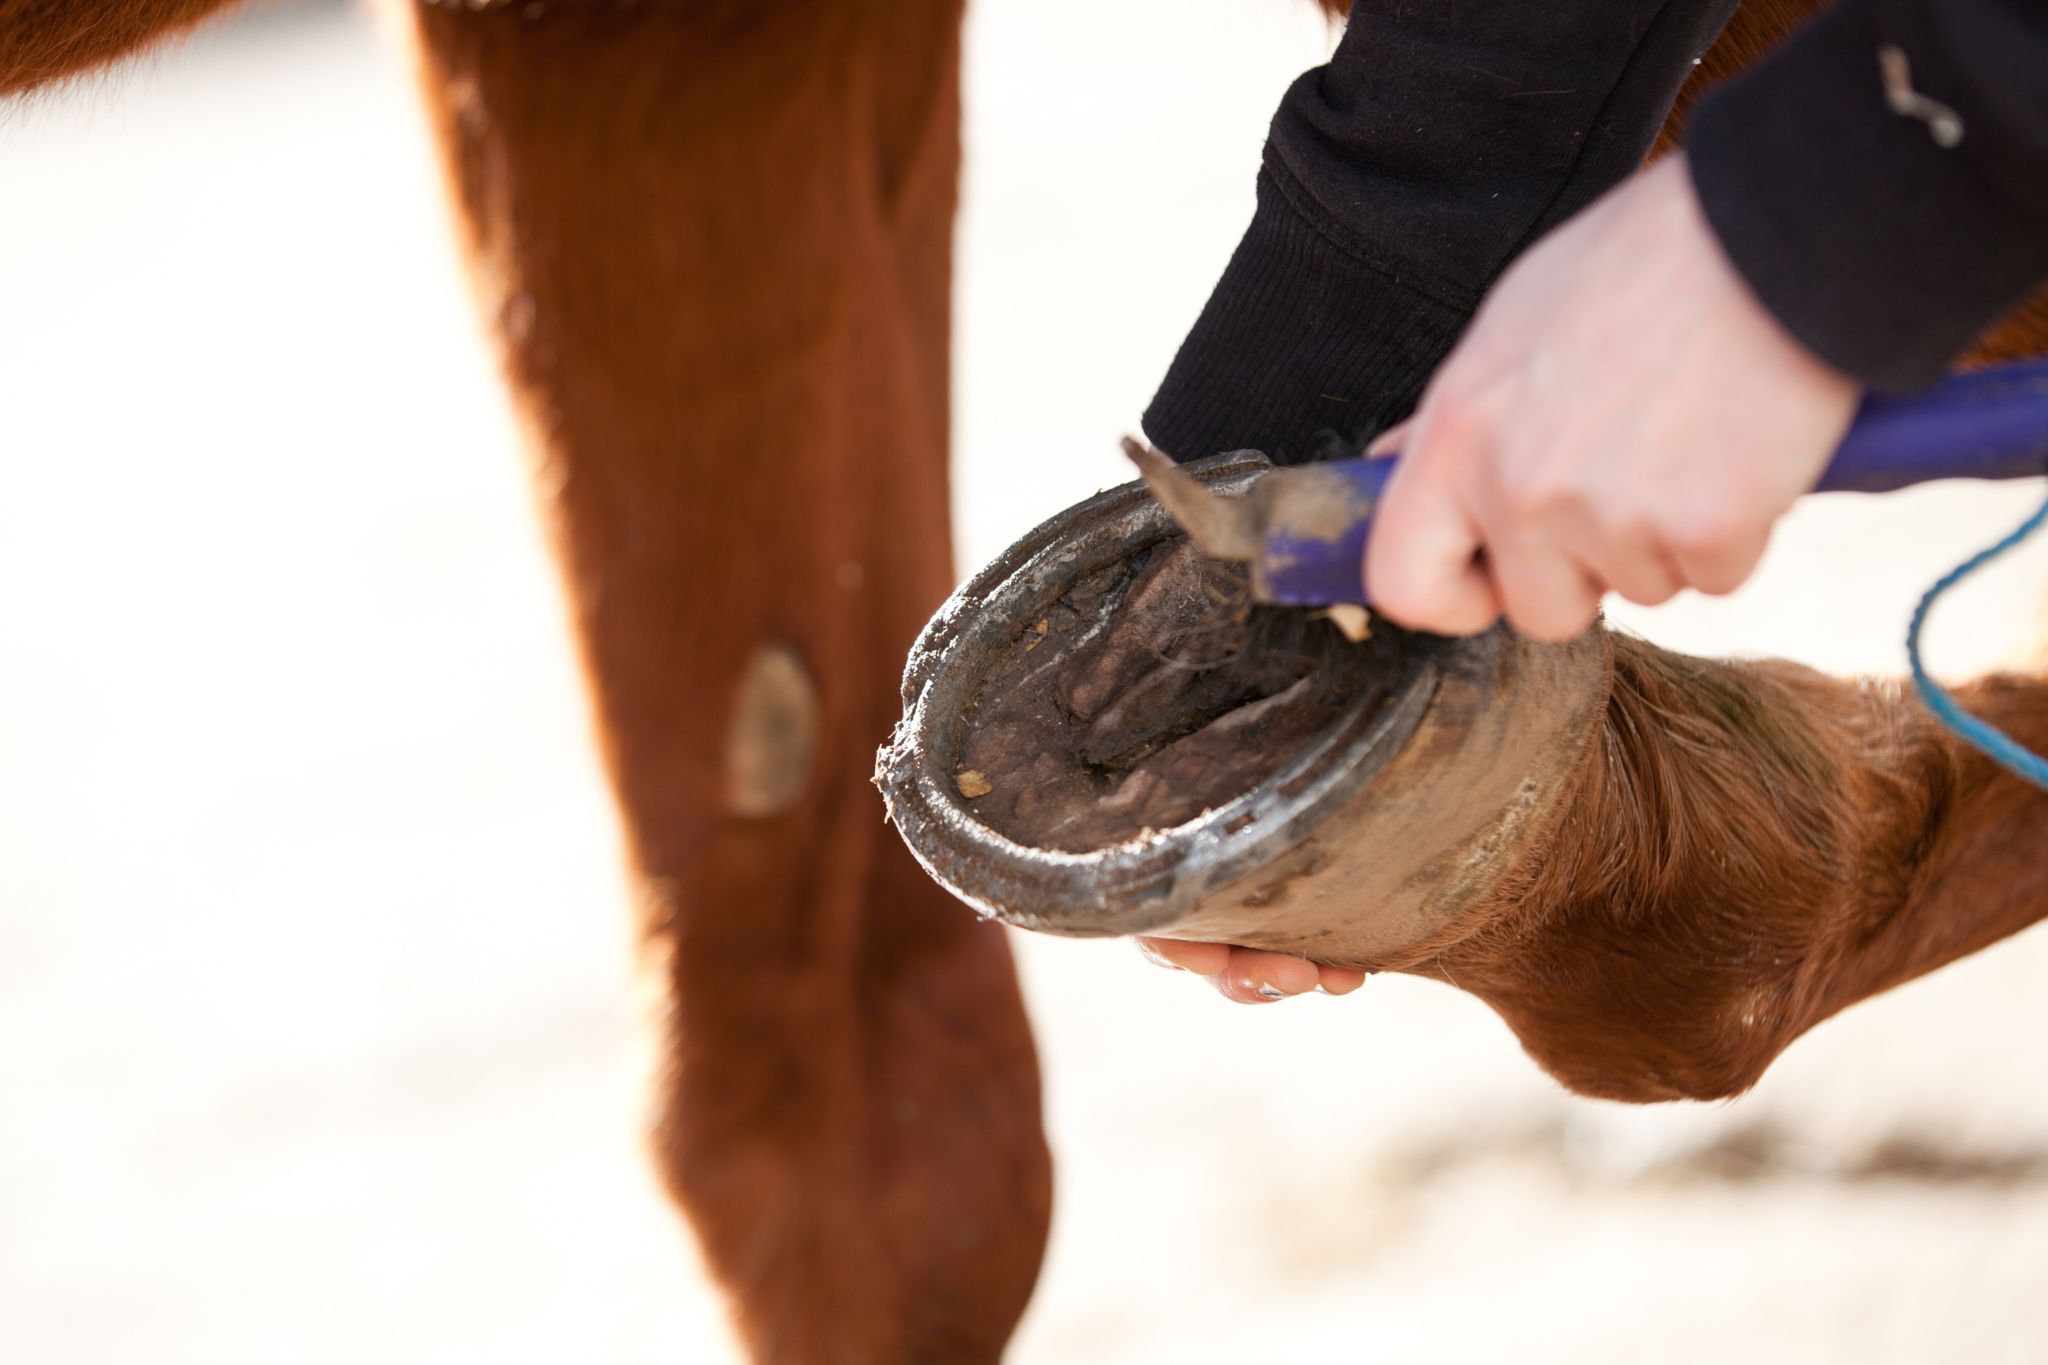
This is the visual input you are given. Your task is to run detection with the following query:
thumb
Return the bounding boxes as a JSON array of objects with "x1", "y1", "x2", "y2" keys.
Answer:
[{"x1": 1365, "y1": 418, "x2": 1413, "y2": 460}]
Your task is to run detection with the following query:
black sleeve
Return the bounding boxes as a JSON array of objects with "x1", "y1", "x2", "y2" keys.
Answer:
[
  {"x1": 1687, "y1": 0, "x2": 2048, "y2": 393},
  {"x1": 1143, "y1": 0, "x2": 1743, "y2": 464}
]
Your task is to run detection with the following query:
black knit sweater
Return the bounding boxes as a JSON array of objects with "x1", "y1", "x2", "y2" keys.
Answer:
[{"x1": 1143, "y1": 0, "x2": 2048, "y2": 466}]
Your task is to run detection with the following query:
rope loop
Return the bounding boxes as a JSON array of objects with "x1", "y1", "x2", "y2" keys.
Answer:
[{"x1": 1906, "y1": 486, "x2": 2048, "y2": 790}]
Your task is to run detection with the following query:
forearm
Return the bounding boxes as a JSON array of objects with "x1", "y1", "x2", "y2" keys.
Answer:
[{"x1": 1144, "y1": 0, "x2": 1742, "y2": 463}]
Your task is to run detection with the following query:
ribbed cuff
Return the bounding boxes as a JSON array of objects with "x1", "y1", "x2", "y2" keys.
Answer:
[
  {"x1": 1688, "y1": 0, "x2": 2048, "y2": 391},
  {"x1": 1141, "y1": 158, "x2": 1471, "y2": 466}
]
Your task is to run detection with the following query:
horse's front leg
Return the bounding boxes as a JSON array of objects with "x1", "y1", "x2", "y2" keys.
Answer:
[{"x1": 403, "y1": 4, "x2": 1051, "y2": 1359}]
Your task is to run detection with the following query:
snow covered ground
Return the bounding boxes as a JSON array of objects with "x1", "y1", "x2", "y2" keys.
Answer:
[{"x1": 4, "y1": 4, "x2": 2046, "y2": 1361}]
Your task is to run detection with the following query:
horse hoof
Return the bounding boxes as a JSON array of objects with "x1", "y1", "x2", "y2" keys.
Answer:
[{"x1": 876, "y1": 452, "x2": 1611, "y2": 968}]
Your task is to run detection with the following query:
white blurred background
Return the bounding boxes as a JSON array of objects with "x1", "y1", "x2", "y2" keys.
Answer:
[{"x1": 4, "y1": 2, "x2": 2047, "y2": 1361}]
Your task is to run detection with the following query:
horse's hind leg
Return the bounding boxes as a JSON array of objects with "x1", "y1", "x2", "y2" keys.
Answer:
[{"x1": 402, "y1": 4, "x2": 1051, "y2": 1359}]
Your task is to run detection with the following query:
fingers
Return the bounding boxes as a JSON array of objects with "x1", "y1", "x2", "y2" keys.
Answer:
[
  {"x1": 1213, "y1": 950, "x2": 1321, "y2": 1004},
  {"x1": 1365, "y1": 418, "x2": 1413, "y2": 459},
  {"x1": 1364, "y1": 447, "x2": 1502, "y2": 636},
  {"x1": 1669, "y1": 517, "x2": 1773, "y2": 597},
  {"x1": 1136, "y1": 937, "x2": 1228, "y2": 977},
  {"x1": 1478, "y1": 529, "x2": 1604, "y2": 642},
  {"x1": 1133, "y1": 939, "x2": 1370, "y2": 1004},
  {"x1": 1577, "y1": 537, "x2": 1684, "y2": 608},
  {"x1": 1539, "y1": 500, "x2": 1685, "y2": 607},
  {"x1": 1316, "y1": 964, "x2": 1368, "y2": 996},
  {"x1": 1369, "y1": 401, "x2": 1767, "y2": 637}
]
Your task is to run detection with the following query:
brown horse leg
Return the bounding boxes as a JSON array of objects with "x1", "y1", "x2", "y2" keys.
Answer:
[
  {"x1": 402, "y1": 4, "x2": 1050, "y2": 1359},
  {"x1": 1424, "y1": 639, "x2": 2048, "y2": 1103}
]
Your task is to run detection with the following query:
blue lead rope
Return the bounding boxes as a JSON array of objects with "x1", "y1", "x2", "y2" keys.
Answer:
[{"x1": 1905, "y1": 485, "x2": 2048, "y2": 790}]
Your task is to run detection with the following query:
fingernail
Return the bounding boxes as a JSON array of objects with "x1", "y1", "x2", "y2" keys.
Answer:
[{"x1": 1255, "y1": 984, "x2": 1287, "y2": 1001}]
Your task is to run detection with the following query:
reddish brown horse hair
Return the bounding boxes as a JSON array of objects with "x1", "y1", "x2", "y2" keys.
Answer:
[{"x1": 1408, "y1": 640, "x2": 2048, "y2": 1103}]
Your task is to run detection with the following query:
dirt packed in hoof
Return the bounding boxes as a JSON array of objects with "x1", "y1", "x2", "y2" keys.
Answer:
[{"x1": 955, "y1": 536, "x2": 1390, "y2": 853}]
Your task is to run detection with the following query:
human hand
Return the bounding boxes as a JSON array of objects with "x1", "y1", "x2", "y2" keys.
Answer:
[
  {"x1": 1362, "y1": 153, "x2": 1860, "y2": 642},
  {"x1": 1134, "y1": 937, "x2": 1367, "y2": 1003}
]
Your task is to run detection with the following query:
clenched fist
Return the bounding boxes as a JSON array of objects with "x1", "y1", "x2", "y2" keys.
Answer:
[{"x1": 1364, "y1": 154, "x2": 1860, "y2": 643}]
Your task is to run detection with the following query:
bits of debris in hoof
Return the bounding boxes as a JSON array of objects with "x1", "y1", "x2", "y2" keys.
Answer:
[
  {"x1": 1314, "y1": 603, "x2": 1372, "y2": 643},
  {"x1": 952, "y1": 533, "x2": 1405, "y2": 852}
]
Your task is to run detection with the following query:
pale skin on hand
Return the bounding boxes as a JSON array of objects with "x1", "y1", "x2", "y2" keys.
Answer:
[{"x1": 1136, "y1": 153, "x2": 1862, "y2": 1003}]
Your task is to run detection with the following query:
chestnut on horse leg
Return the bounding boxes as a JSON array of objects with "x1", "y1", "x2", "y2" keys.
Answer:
[{"x1": 401, "y1": 4, "x2": 1048, "y2": 1361}]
